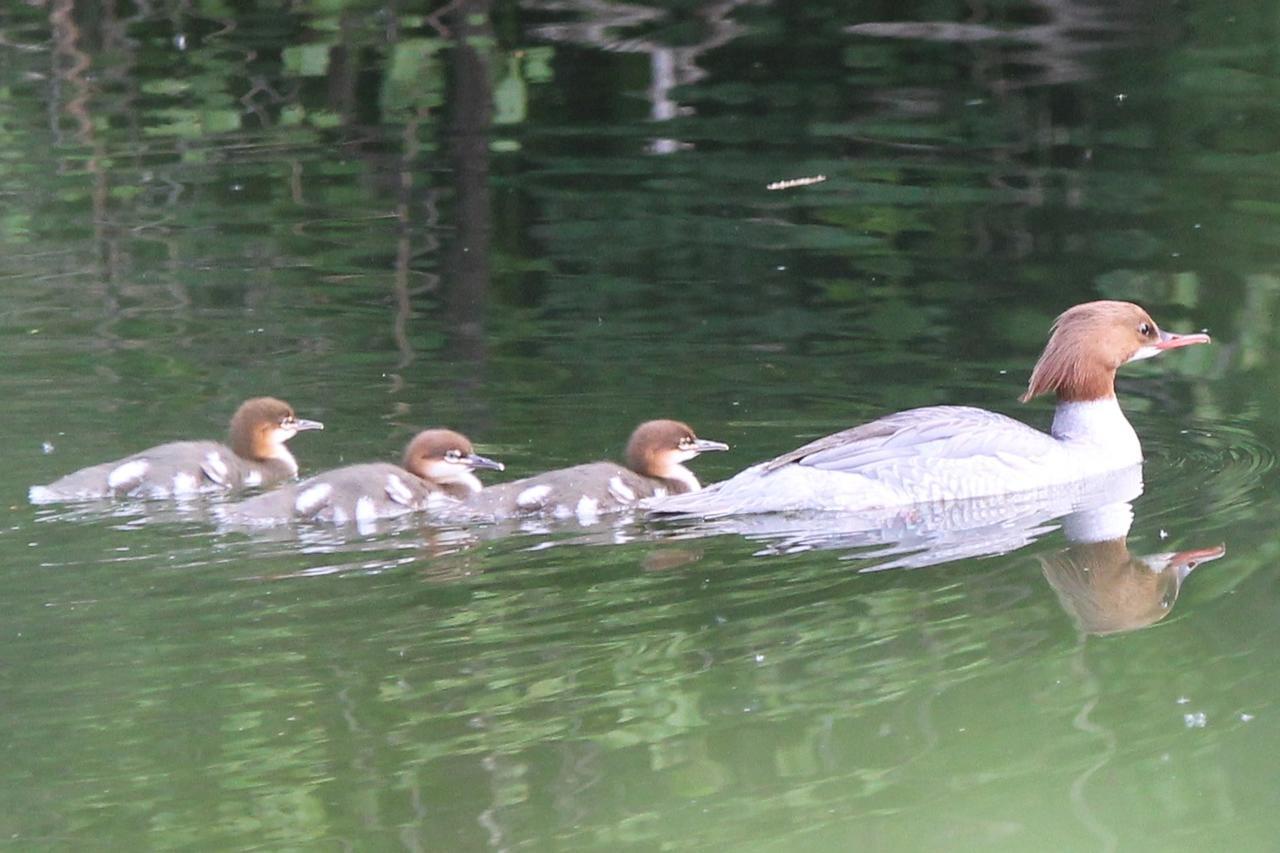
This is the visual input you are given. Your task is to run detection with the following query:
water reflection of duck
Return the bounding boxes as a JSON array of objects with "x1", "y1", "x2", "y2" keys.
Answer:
[
  {"x1": 1041, "y1": 538, "x2": 1225, "y2": 635},
  {"x1": 657, "y1": 465, "x2": 1224, "y2": 635},
  {"x1": 456, "y1": 420, "x2": 728, "y2": 524},
  {"x1": 29, "y1": 397, "x2": 323, "y2": 503},
  {"x1": 651, "y1": 301, "x2": 1209, "y2": 516},
  {"x1": 220, "y1": 429, "x2": 502, "y2": 528}
]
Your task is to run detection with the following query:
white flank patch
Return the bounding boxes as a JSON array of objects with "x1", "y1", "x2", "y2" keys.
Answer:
[
  {"x1": 172, "y1": 472, "x2": 199, "y2": 495},
  {"x1": 107, "y1": 459, "x2": 149, "y2": 491},
  {"x1": 652, "y1": 486, "x2": 668, "y2": 499},
  {"x1": 201, "y1": 451, "x2": 229, "y2": 485},
  {"x1": 385, "y1": 475, "x2": 414, "y2": 507},
  {"x1": 516, "y1": 484, "x2": 552, "y2": 509},
  {"x1": 575, "y1": 495, "x2": 600, "y2": 524},
  {"x1": 28, "y1": 485, "x2": 54, "y2": 504},
  {"x1": 355, "y1": 496, "x2": 378, "y2": 523},
  {"x1": 607, "y1": 476, "x2": 636, "y2": 503},
  {"x1": 294, "y1": 483, "x2": 332, "y2": 516},
  {"x1": 425, "y1": 491, "x2": 455, "y2": 509},
  {"x1": 243, "y1": 469, "x2": 262, "y2": 487},
  {"x1": 552, "y1": 503, "x2": 573, "y2": 520}
]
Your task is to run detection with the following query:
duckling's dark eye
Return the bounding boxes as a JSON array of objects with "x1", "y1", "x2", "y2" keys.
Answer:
[
  {"x1": 679, "y1": 437, "x2": 693, "y2": 448},
  {"x1": 1138, "y1": 322, "x2": 1153, "y2": 336},
  {"x1": 444, "y1": 449, "x2": 462, "y2": 462}
]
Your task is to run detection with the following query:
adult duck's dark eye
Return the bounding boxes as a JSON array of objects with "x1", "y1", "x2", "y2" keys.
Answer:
[{"x1": 1139, "y1": 322, "x2": 1153, "y2": 336}]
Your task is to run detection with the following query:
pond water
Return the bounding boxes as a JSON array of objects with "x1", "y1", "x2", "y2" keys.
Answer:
[{"x1": 5, "y1": 1, "x2": 1280, "y2": 849}]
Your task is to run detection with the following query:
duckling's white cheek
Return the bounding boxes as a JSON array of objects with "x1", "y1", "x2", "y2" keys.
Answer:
[
  {"x1": 107, "y1": 459, "x2": 149, "y2": 491},
  {"x1": 673, "y1": 449, "x2": 699, "y2": 464},
  {"x1": 424, "y1": 460, "x2": 454, "y2": 482}
]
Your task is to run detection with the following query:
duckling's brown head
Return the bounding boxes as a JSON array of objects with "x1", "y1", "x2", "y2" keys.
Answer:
[
  {"x1": 625, "y1": 419, "x2": 729, "y2": 493},
  {"x1": 401, "y1": 428, "x2": 503, "y2": 494},
  {"x1": 229, "y1": 397, "x2": 323, "y2": 465}
]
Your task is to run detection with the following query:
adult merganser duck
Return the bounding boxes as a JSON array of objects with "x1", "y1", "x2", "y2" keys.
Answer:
[
  {"x1": 28, "y1": 397, "x2": 323, "y2": 503},
  {"x1": 221, "y1": 428, "x2": 503, "y2": 526},
  {"x1": 457, "y1": 419, "x2": 728, "y2": 523},
  {"x1": 649, "y1": 301, "x2": 1210, "y2": 516}
]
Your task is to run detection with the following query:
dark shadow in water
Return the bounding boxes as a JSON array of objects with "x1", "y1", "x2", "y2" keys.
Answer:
[
  {"x1": 443, "y1": 0, "x2": 495, "y2": 397},
  {"x1": 846, "y1": 0, "x2": 1138, "y2": 90},
  {"x1": 522, "y1": 0, "x2": 754, "y2": 151}
]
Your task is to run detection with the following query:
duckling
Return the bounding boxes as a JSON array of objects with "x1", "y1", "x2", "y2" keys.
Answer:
[
  {"x1": 221, "y1": 429, "x2": 502, "y2": 526},
  {"x1": 461, "y1": 419, "x2": 727, "y2": 523},
  {"x1": 29, "y1": 397, "x2": 322, "y2": 503}
]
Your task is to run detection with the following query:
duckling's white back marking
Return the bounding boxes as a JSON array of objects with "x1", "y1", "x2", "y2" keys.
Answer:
[
  {"x1": 172, "y1": 472, "x2": 199, "y2": 495},
  {"x1": 385, "y1": 474, "x2": 414, "y2": 507},
  {"x1": 294, "y1": 483, "x2": 332, "y2": 516},
  {"x1": 575, "y1": 495, "x2": 600, "y2": 524},
  {"x1": 516, "y1": 484, "x2": 552, "y2": 509},
  {"x1": 607, "y1": 477, "x2": 636, "y2": 503},
  {"x1": 201, "y1": 451, "x2": 229, "y2": 486},
  {"x1": 243, "y1": 470, "x2": 262, "y2": 487},
  {"x1": 107, "y1": 459, "x2": 149, "y2": 492},
  {"x1": 355, "y1": 496, "x2": 378, "y2": 523},
  {"x1": 426, "y1": 491, "x2": 455, "y2": 509}
]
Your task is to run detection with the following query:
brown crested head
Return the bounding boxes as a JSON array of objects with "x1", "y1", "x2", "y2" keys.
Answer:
[
  {"x1": 401, "y1": 428, "x2": 503, "y2": 489},
  {"x1": 228, "y1": 397, "x2": 323, "y2": 460},
  {"x1": 401, "y1": 429, "x2": 475, "y2": 478},
  {"x1": 626, "y1": 420, "x2": 698, "y2": 477},
  {"x1": 624, "y1": 419, "x2": 729, "y2": 485},
  {"x1": 1020, "y1": 300, "x2": 1209, "y2": 403}
]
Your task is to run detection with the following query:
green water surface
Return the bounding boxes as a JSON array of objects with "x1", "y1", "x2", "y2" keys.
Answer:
[{"x1": 4, "y1": 1, "x2": 1280, "y2": 850}]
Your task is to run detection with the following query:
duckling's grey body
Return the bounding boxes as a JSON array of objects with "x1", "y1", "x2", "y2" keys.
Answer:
[
  {"x1": 29, "y1": 440, "x2": 293, "y2": 503},
  {"x1": 218, "y1": 428, "x2": 502, "y2": 527},
  {"x1": 457, "y1": 420, "x2": 728, "y2": 523},
  {"x1": 224, "y1": 462, "x2": 449, "y2": 526},
  {"x1": 460, "y1": 461, "x2": 678, "y2": 522}
]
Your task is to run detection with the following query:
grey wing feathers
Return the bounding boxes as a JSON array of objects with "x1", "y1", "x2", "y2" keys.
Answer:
[{"x1": 768, "y1": 406, "x2": 1055, "y2": 475}]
